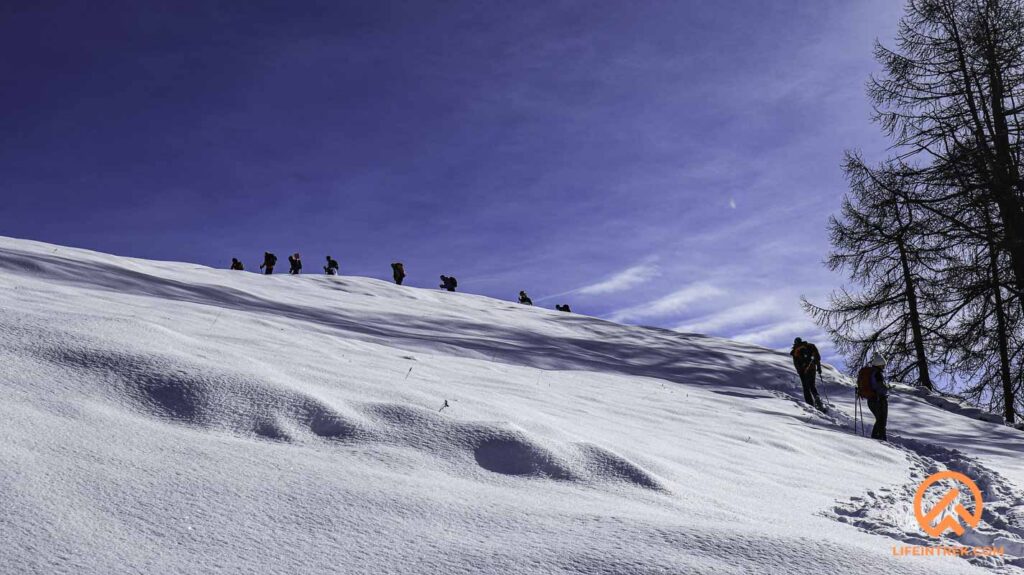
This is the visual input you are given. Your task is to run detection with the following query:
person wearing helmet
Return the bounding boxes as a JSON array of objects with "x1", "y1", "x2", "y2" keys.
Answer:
[
  {"x1": 791, "y1": 337, "x2": 825, "y2": 411},
  {"x1": 866, "y1": 353, "x2": 889, "y2": 441},
  {"x1": 518, "y1": 291, "x2": 533, "y2": 305}
]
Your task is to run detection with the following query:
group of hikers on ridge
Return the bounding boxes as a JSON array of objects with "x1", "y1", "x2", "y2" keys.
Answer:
[
  {"x1": 229, "y1": 254, "x2": 573, "y2": 311},
  {"x1": 791, "y1": 337, "x2": 889, "y2": 441},
  {"x1": 235, "y1": 254, "x2": 881, "y2": 433}
]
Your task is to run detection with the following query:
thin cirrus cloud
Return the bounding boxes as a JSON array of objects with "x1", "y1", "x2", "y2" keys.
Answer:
[
  {"x1": 606, "y1": 283, "x2": 726, "y2": 323},
  {"x1": 674, "y1": 296, "x2": 781, "y2": 334},
  {"x1": 537, "y1": 260, "x2": 662, "y2": 303},
  {"x1": 674, "y1": 294, "x2": 834, "y2": 359},
  {"x1": 733, "y1": 320, "x2": 834, "y2": 361},
  {"x1": 577, "y1": 262, "x2": 661, "y2": 295}
]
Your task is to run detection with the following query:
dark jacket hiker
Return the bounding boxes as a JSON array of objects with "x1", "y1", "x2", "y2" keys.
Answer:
[
  {"x1": 324, "y1": 256, "x2": 339, "y2": 275},
  {"x1": 392, "y1": 262, "x2": 406, "y2": 285},
  {"x1": 518, "y1": 291, "x2": 533, "y2": 305},
  {"x1": 288, "y1": 253, "x2": 302, "y2": 275},
  {"x1": 857, "y1": 353, "x2": 889, "y2": 441},
  {"x1": 439, "y1": 275, "x2": 457, "y2": 292},
  {"x1": 555, "y1": 304, "x2": 572, "y2": 312},
  {"x1": 230, "y1": 258, "x2": 244, "y2": 271},
  {"x1": 791, "y1": 337, "x2": 824, "y2": 411},
  {"x1": 260, "y1": 252, "x2": 278, "y2": 275}
]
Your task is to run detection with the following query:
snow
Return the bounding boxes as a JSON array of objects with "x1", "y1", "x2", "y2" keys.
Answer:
[{"x1": 1, "y1": 236, "x2": 1022, "y2": 574}]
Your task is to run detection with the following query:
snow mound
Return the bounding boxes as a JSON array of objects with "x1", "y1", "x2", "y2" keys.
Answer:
[{"x1": 1, "y1": 236, "x2": 1022, "y2": 575}]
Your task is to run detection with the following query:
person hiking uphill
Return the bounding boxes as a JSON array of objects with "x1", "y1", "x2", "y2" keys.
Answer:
[
  {"x1": 555, "y1": 304, "x2": 572, "y2": 312},
  {"x1": 288, "y1": 253, "x2": 302, "y2": 275},
  {"x1": 518, "y1": 291, "x2": 533, "y2": 305},
  {"x1": 791, "y1": 337, "x2": 825, "y2": 412},
  {"x1": 229, "y1": 258, "x2": 244, "y2": 271},
  {"x1": 324, "y1": 256, "x2": 339, "y2": 275},
  {"x1": 439, "y1": 275, "x2": 457, "y2": 292},
  {"x1": 392, "y1": 262, "x2": 406, "y2": 285},
  {"x1": 260, "y1": 252, "x2": 277, "y2": 275},
  {"x1": 857, "y1": 353, "x2": 889, "y2": 441}
]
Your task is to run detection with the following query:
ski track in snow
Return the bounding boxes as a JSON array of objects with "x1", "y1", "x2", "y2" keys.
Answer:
[{"x1": 2, "y1": 236, "x2": 1023, "y2": 575}]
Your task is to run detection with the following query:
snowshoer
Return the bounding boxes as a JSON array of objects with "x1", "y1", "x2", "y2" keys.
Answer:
[
  {"x1": 288, "y1": 253, "x2": 302, "y2": 275},
  {"x1": 324, "y1": 256, "x2": 339, "y2": 275},
  {"x1": 260, "y1": 252, "x2": 277, "y2": 275},
  {"x1": 555, "y1": 304, "x2": 572, "y2": 312},
  {"x1": 230, "y1": 258, "x2": 244, "y2": 271},
  {"x1": 857, "y1": 353, "x2": 889, "y2": 441},
  {"x1": 392, "y1": 262, "x2": 406, "y2": 285},
  {"x1": 439, "y1": 275, "x2": 457, "y2": 292},
  {"x1": 518, "y1": 291, "x2": 533, "y2": 305},
  {"x1": 791, "y1": 337, "x2": 825, "y2": 411}
]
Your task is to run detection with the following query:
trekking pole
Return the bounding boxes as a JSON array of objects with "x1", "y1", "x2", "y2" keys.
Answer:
[
  {"x1": 854, "y1": 396, "x2": 860, "y2": 436},
  {"x1": 851, "y1": 396, "x2": 860, "y2": 435},
  {"x1": 819, "y1": 372, "x2": 831, "y2": 406}
]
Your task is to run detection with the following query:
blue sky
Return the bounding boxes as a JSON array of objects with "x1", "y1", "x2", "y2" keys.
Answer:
[{"x1": 0, "y1": 0, "x2": 903, "y2": 357}]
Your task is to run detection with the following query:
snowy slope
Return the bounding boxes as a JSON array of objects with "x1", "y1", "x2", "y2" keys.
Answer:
[{"x1": 1, "y1": 236, "x2": 1022, "y2": 575}]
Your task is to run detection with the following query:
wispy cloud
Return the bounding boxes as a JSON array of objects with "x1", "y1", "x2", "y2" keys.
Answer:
[
  {"x1": 539, "y1": 260, "x2": 661, "y2": 302},
  {"x1": 607, "y1": 283, "x2": 725, "y2": 323},
  {"x1": 577, "y1": 261, "x2": 661, "y2": 295},
  {"x1": 730, "y1": 319, "x2": 833, "y2": 359},
  {"x1": 674, "y1": 296, "x2": 780, "y2": 334}
]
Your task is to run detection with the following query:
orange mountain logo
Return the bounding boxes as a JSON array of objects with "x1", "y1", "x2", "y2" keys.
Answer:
[{"x1": 913, "y1": 471, "x2": 983, "y2": 538}]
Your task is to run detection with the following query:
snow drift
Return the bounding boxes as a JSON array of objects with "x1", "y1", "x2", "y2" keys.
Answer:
[{"x1": 1, "y1": 236, "x2": 1023, "y2": 574}]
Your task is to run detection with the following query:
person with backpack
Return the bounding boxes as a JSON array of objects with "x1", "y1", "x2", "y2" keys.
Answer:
[
  {"x1": 857, "y1": 353, "x2": 889, "y2": 441},
  {"x1": 229, "y1": 258, "x2": 244, "y2": 271},
  {"x1": 439, "y1": 275, "x2": 457, "y2": 292},
  {"x1": 288, "y1": 253, "x2": 302, "y2": 275},
  {"x1": 555, "y1": 304, "x2": 572, "y2": 312},
  {"x1": 791, "y1": 337, "x2": 825, "y2": 411},
  {"x1": 324, "y1": 256, "x2": 339, "y2": 275},
  {"x1": 391, "y1": 262, "x2": 406, "y2": 285},
  {"x1": 260, "y1": 252, "x2": 278, "y2": 275},
  {"x1": 518, "y1": 291, "x2": 533, "y2": 305}
]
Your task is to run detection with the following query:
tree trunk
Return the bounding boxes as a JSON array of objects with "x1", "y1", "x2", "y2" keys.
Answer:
[
  {"x1": 989, "y1": 245, "x2": 1017, "y2": 423},
  {"x1": 897, "y1": 238, "x2": 934, "y2": 389}
]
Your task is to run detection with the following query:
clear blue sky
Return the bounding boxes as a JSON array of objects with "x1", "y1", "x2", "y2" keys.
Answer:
[{"x1": 0, "y1": 0, "x2": 902, "y2": 356}]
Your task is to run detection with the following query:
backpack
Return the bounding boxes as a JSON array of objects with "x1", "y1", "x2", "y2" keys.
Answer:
[
  {"x1": 268, "y1": 254, "x2": 278, "y2": 266},
  {"x1": 857, "y1": 366, "x2": 876, "y2": 399},
  {"x1": 450, "y1": 277, "x2": 457, "y2": 288},
  {"x1": 792, "y1": 343, "x2": 813, "y2": 372}
]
